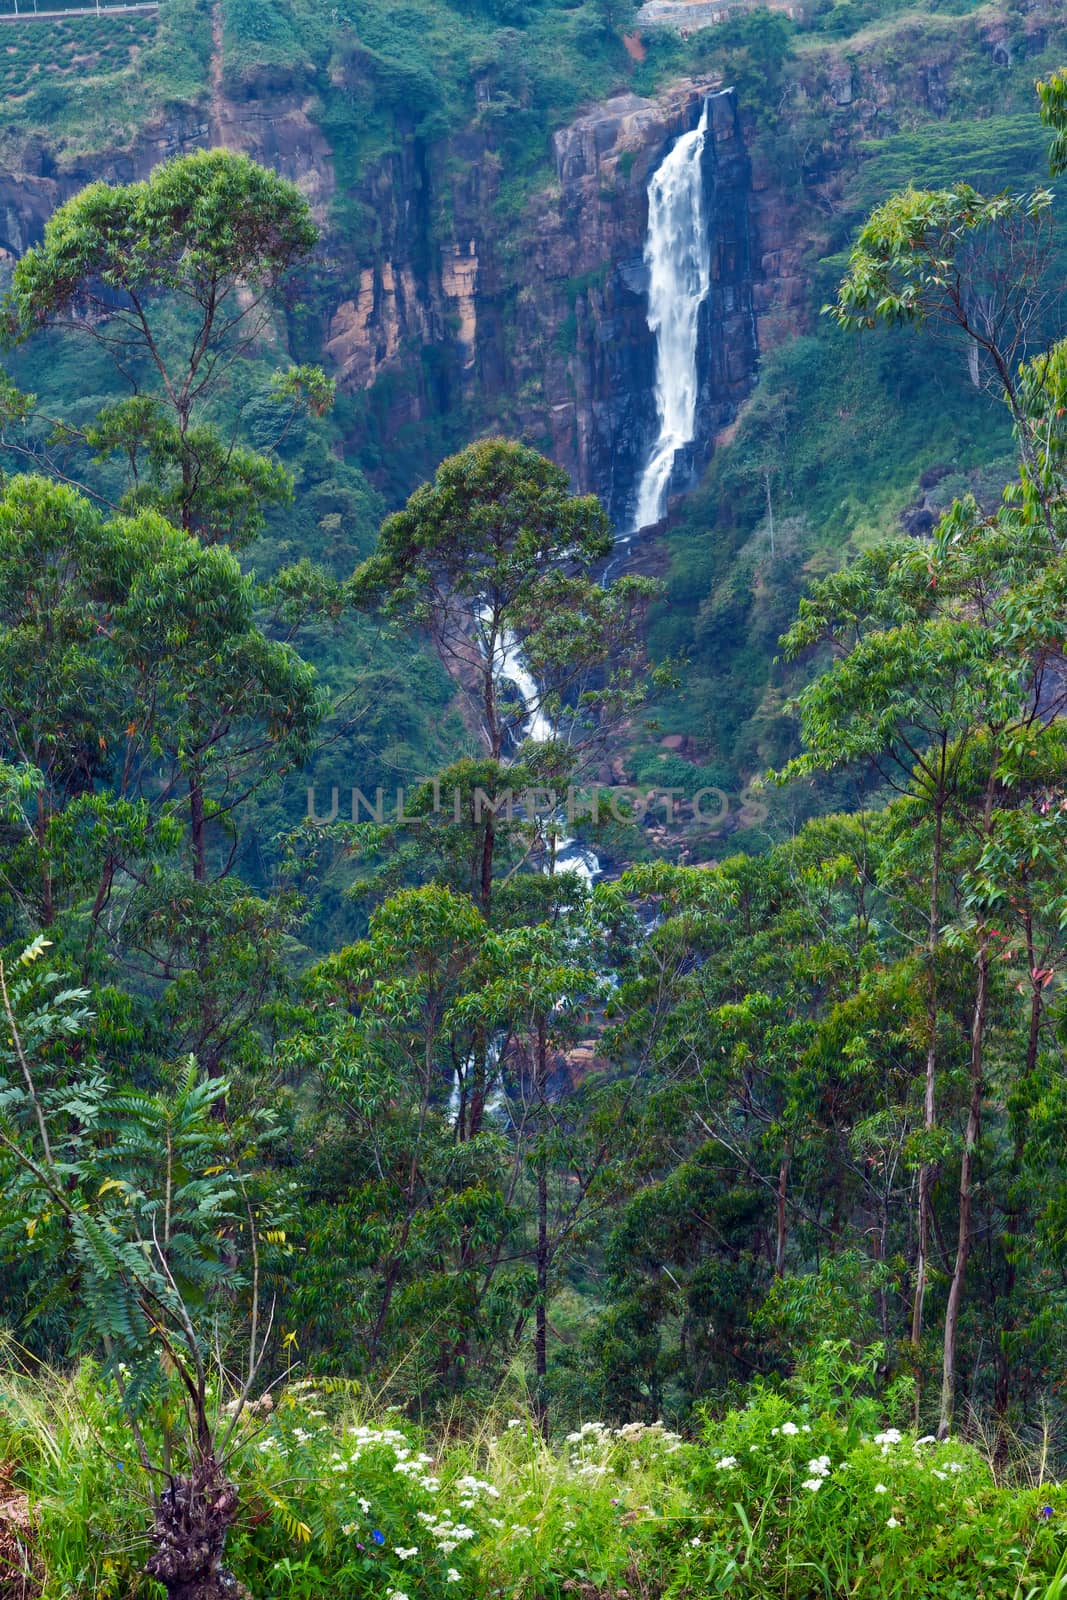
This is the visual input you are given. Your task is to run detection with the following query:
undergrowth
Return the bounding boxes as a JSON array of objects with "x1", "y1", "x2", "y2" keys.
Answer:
[{"x1": 2, "y1": 1344, "x2": 1066, "y2": 1599}]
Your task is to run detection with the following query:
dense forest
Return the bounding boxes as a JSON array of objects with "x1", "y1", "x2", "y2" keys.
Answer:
[{"x1": 2, "y1": 0, "x2": 1067, "y2": 1595}]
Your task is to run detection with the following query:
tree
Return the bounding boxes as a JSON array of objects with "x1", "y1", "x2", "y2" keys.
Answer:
[
  {"x1": 827, "y1": 184, "x2": 1054, "y2": 416},
  {"x1": 1038, "y1": 69, "x2": 1067, "y2": 177},
  {"x1": 1, "y1": 149, "x2": 328, "y2": 547},
  {"x1": 352, "y1": 438, "x2": 660, "y2": 1148},
  {"x1": 0, "y1": 476, "x2": 323, "y2": 907},
  {"x1": 282, "y1": 884, "x2": 594, "y2": 1392},
  {"x1": 0, "y1": 936, "x2": 282, "y2": 1600}
]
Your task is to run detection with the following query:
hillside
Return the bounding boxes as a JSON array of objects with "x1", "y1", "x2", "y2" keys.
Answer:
[
  {"x1": 0, "y1": 0, "x2": 1064, "y2": 849},
  {"x1": 2, "y1": 9, "x2": 1067, "y2": 1598}
]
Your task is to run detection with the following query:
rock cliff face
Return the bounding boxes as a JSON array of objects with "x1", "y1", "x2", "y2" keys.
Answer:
[
  {"x1": 0, "y1": 92, "x2": 334, "y2": 257},
  {"x1": 316, "y1": 75, "x2": 764, "y2": 523},
  {"x1": 0, "y1": 69, "x2": 770, "y2": 521},
  {"x1": 0, "y1": 0, "x2": 1061, "y2": 527},
  {"x1": 0, "y1": 65, "x2": 786, "y2": 533},
  {"x1": 526, "y1": 79, "x2": 760, "y2": 524}
]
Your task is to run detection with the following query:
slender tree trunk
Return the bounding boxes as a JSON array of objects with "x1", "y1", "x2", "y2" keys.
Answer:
[
  {"x1": 189, "y1": 772, "x2": 208, "y2": 884},
  {"x1": 912, "y1": 797, "x2": 945, "y2": 1352},
  {"x1": 534, "y1": 1017, "x2": 549, "y2": 1431},
  {"x1": 466, "y1": 811, "x2": 496, "y2": 1139},
  {"x1": 36, "y1": 788, "x2": 53, "y2": 925},
  {"x1": 775, "y1": 1144, "x2": 790, "y2": 1277},
  {"x1": 875, "y1": 1198, "x2": 890, "y2": 1344},
  {"x1": 938, "y1": 938, "x2": 988, "y2": 1439},
  {"x1": 178, "y1": 401, "x2": 194, "y2": 535},
  {"x1": 764, "y1": 467, "x2": 775, "y2": 558},
  {"x1": 995, "y1": 910, "x2": 1043, "y2": 1433}
]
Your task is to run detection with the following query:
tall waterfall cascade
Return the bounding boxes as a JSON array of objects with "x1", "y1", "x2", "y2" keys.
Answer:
[{"x1": 631, "y1": 98, "x2": 712, "y2": 532}]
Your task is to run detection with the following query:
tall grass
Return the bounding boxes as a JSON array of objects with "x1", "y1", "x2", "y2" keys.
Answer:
[{"x1": 1, "y1": 1347, "x2": 1066, "y2": 1599}]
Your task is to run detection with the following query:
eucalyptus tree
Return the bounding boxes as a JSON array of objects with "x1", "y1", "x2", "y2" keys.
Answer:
[
  {"x1": 778, "y1": 458, "x2": 1067, "y2": 1434},
  {"x1": 352, "y1": 438, "x2": 662, "y2": 1153},
  {"x1": 0, "y1": 151, "x2": 342, "y2": 1090},
  {"x1": 827, "y1": 183, "x2": 1055, "y2": 476},
  {"x1": 0, "y1": 474, "x2": 324, "y2": 1095},
  {"x1": 0, "y1": 149, "x2": 330, "y2": 547},
  {"x1": 280, "y1": 882, "x2": 601, "y2": 1394},
  {"x1": 352, "y1": 437, "x2": 661, "y2": 905}
]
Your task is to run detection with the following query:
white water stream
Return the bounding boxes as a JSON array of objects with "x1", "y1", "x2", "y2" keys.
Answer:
[
  {"x1": 631, "y1": 97, "x2": 712, "y2": 532},
  {"x1": 496, "y1": 630, "x2": 601, "y2": 885},
  {"x1": 456, "y1": 113, "x2": 715, "y2": 1123}
]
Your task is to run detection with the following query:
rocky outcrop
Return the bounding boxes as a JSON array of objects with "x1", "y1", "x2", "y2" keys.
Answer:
[
  {"x1": 520, "y1": 79, "x2": 760, "y2": 523},
  {"x1": 312, "y1": 75, "x2": 763, "y2": 524},
  {"x1": 0, "y1": 90, "x2": 333, "y2": 257},
  {"x1": 0, "y1": 66, "x2": 769, "y2": 523}
]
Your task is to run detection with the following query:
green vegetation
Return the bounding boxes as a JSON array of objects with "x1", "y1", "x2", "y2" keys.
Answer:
[
  {"x1": 4, "y1": 20, "x2": 1067, "y2": 1600},
  {"x1": 4, "y1": 1352, "x2": 1067, "y2": 1597},
  {"x1": 647, "y1": 42, "x2": 1067, "y2": 799},
  {"x1": 0, "y1": 0, "x2": 209, "y2": 162}
]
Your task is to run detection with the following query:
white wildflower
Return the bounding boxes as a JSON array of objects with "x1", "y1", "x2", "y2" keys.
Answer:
[
  {"x1": 874, "y1": 1484, "x2": 888, "y2": 1495},
  {"x1": 801, "y1": 1478, "x2": 823, "y2": 1492},
  {"x1": 781, "y1": 1422, "x2": 799, "y2": 1436},
  {"x1": 394, "y1": 1547, "x2": 418, "y2": 1560},
  {"x1": 886, "y1": 1517, "x2": 900, "y2": 1529},
  {"x1": 715, "y1": 1456, "x2": 738, "y2": 1471}
]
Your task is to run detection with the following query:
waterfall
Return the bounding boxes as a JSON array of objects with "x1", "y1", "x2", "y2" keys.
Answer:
[
  {"x1": 496, "y1": 628, "x2": 601, "y2": 886},
  {"x1": 452, "y1": 622, "x2": 600, "y2": 1129},
  {"x1": 631, "y1": 99, "x2": 712, "y2": 533}
]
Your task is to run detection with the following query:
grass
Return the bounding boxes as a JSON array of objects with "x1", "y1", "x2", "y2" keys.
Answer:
[{"x1": 3, "y1": 1345, "x2": 1067, "y2": 1598}]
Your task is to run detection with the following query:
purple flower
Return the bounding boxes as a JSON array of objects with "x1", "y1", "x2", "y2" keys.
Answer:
[
  {"x1": 372, "y1": 1529, "x2": 385, "y2": 1545},
  {"x1": 356, "y1": 1543, "x2": 366, "y2": 1551}
]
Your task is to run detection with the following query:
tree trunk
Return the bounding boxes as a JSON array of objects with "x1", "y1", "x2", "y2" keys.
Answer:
[
  {"x1": 146, "y1": 1462, "x2": 244, "y2": 1600},
  {"x1": 189, "y1": 772, "x2": 208, "y2": 884},
  {"x1": 911, "y1": 797, "x2": 944, "y2": 1352},
  {"x1": 774, "y1": 1145, "x2": 790, "y2": 1277},
  {"x1": 467, "y1": 1025, "x2": 488, "y2": 1140},
  {"x1": 36, "y1": 788, "x2": 53, "y2": 926},
  {"x1": 534, "y1": 1017, "x2": 549, "y2": 1431},
  {"x1": 995, "y1": 911, "x2": 1043, "y2": 1434},
  {"x1": 938, "y1": 939, "x2": 988, "y2": 1440}
]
